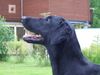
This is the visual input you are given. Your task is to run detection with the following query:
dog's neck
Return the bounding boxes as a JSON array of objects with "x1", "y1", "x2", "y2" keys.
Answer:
[
  {"x1": 46, "y1": 31, "x2": 89, "y2": 75},
  {"x1": 63, "y1": 31, "x2": 88, "y2": 64},
  {"x1": 66, "y1": 34, "x2": 83, "y2": 59},
  {"x1": 46, "y1": 31, "x2": 88, "y2": 64}
]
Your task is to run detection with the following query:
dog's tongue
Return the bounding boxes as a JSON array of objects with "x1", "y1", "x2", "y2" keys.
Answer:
[
  {"x1": 32, "y1": 35, "x2": 41, "y2": 39},
  {"x1": 23, "y1": 34, "x2": 42, "y2": 40}
]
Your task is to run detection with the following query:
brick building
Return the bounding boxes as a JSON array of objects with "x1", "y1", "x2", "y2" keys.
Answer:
[
  {"x1": 0, "y1": 0, "x2": 91, "y2": 40},
  {"x1": 0, "y1": 0, "x2": 91, "y2": 22}
]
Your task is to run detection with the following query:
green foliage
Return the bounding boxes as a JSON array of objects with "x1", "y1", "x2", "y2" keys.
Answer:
[
  {"x1": 92, "y1": 16, "x2": 100, "y2": 28},
  {"x1": 90, "y1": 0, "x2": 100, "y2": 7},
  {"x1": 92, "y1": 7, "x2": 100, "y2": 28},
  {"x1": 7, "y1": 41, "x2": 50, "y2": 66},
  {"x1": 83, "y1": 35, "x2": 100, "y2": 64},
  {"x1": 74, "y1": 24, "x2": 84, "y2": 29},
  {"x1": 32, "y1": 45, "x2": 50, "y2": 66},
  {"x1": 90, "y1": 0, "x2": 100, "y2": 28},
  {"x1": 0, "y1": 16, "x2": 14, "y2": 61},
  {"x1": 7, "y1": 40, "x2": 29, "y2": 63}
]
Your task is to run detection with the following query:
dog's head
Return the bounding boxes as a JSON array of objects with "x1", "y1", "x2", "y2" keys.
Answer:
[{"x1": 21, "y1": 16, "x2": 73, "y2": 45}]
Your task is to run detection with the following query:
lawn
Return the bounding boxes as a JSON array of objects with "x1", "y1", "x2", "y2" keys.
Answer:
[{"x1": 0, "y1": 62, "x2": 52, "y2": 75}]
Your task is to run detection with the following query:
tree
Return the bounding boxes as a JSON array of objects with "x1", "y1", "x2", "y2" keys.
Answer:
[
  {"x1": 90, "y1": 0, "x2": 100, "y2": 28},
  {"x1": 0, "y1": 16, "x2": 14, "y2": 61}
]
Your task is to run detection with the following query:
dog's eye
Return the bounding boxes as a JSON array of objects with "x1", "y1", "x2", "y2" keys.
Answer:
[
  {"x1": 45, "y1": 16, "x2": 52, "y2": 21},
  {"x1": 59, "y1": 21, "x2": 63, "y2": 24},
  {"x1": 59, "y1": 19, "x2": 65, "y2": 25},
  {"x1": 45, "y1": 18, "x2": 50, "y2": 22}
]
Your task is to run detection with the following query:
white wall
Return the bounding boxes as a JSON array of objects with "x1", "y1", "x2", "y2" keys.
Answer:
[{"x1": 75, "y1": 28, "x2": 100, "y2": 49}]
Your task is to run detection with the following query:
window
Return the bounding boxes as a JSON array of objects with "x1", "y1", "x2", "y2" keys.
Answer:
[{"x1": 8, "y1": 5, "x2": 16, "y2": 13}]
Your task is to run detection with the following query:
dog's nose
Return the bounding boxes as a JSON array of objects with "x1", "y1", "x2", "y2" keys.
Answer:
[
  {"x1": 21, "y1": 16, "x2": 27, "y2": 19},
  {"x1": 21, "y1": 16, "x2": 27, "y2": 23}
]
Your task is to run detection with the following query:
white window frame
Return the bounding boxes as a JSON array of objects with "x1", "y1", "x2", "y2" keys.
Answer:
[{"x1": 8, "y1": 5, "x2": 16, "y2": 14}]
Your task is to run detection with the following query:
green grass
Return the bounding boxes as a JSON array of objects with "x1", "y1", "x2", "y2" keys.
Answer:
[{"x1": 0, "y1": 62, "x2": 52, "y2": 75}]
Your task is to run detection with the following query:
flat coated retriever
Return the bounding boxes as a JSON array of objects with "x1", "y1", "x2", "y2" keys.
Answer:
[{"x1": 21, "y1": 16, "x2": 100, "y2": 75}]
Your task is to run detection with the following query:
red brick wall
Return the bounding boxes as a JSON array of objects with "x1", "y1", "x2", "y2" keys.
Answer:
[
  {"x1": 49, "y1": 0, "x2": 90, "y2": 21},
  {"x1": 23, "y1": 0, "x2": 49, "y2": 17},
  {"x1": 0, "y1": 0, "x2": 90, "y2": 21},
  {"x1": 0, "y1": 0, "x2": 21, "y2": 21}
]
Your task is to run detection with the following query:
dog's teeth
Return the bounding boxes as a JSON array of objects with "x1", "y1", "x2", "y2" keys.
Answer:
[
  {"x1": 24, "y1": 33, "x2": 29, "y2": 36},
  {"x1": 38, "y1": 35, "x2": 41, "y2": 37},
  {"x1": 36, "y1": 35, "x2": 41, "y2": 37}
]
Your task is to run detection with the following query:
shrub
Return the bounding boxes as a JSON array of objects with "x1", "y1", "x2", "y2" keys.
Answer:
[
  {"x1": 74, "y1": 24, "x2": 84, "y2": 29},
  {"x1": 7, "y1": 40, "x2": 29, "y2": 63},
  {"x1": 7, "y1": 41, "x2": 50, "y2": 65},
  {"x1": 83, "y1": 35, "x2": 100, "y2": 64},
  {"x1": 32, "y1": 45, "x2": 50, "y2": 66},
  {"x1": 0, "y1": 16, "x2": 14, "y2": 61}
]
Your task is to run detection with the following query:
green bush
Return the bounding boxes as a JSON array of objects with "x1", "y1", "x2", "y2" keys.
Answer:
[
  {"x1": 0, "y1": 16, "x2": 14, "y2": 61},
  {"x1": 7, "y1": 40, "x2": 29, "y2": 63},
  {"x1": 74, "y1": 24, "x2": 84, "y2": 29},
  {"x1": 32, "y1": 45, "x2": 50, "y2": 66},
  {"x1": 92, "y1": 16, "x2": 100, "y2": 28},
  {"x1": 83, "y1": 36, "x2": 100, "y2": 64},
  {"x1": 7, "y1": 41, "x2": 50, "y2": 66}
]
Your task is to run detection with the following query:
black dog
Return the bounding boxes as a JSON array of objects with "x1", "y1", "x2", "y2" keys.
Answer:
[{"x1": 21, "y1": 16, "x2": 100, "y2": 75}]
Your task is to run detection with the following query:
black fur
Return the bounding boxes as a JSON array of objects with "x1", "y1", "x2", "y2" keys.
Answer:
[{"x1": 21, "y1": 16, "x2": 100, "y2": 75}]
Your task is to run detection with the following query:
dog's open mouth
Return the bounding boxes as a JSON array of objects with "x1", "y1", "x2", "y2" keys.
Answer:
[{"x1": 23, "y1": 32, "x2": 44, "y2": 43}]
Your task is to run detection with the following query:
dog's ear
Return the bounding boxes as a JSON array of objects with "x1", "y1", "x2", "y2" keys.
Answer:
[
  {"x1": 50, "y1": 28, "x2": 67, "y2": 45},
  {"x1": 50, "y1": 21, "x2": 72, "y2": 45}
]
